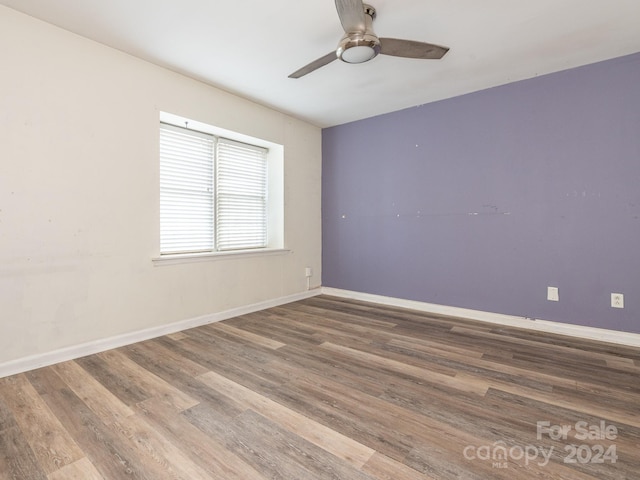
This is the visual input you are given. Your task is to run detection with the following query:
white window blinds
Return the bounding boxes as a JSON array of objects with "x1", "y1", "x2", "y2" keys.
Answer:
[
  {"x1": 159, "y1": 123, "x2": 268, "y2": 255},
  {"x1": 160, "y1": 125, "x2": 214, "y2": 254},
  {"x1": 216, "y1": 139, "x2": 268, "y2": 251}
]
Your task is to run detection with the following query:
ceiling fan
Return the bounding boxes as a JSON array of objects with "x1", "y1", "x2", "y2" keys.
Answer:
[{"x1": 289, "y1": 0, "x2": 449, "y2": 79}]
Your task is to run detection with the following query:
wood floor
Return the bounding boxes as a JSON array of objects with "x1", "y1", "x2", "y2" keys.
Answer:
[{"x1": 1, "y1": 295, "x2": 640, "y2": 479}]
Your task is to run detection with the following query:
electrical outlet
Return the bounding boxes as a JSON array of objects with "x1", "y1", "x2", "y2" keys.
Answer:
[
  {"x1": 305, "y1": 267, "x2": 312, "y2": 278},
  {"x1": 611, "y1": 293, "x2": 624, "y2": 309},
  {"x1": 547, "y1": 286, "x2": 559, "y2": 302}
]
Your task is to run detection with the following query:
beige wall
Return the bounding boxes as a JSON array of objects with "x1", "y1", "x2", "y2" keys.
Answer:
[{"x1": 0, "y1": 6, "x2": 322, "y2": 365}]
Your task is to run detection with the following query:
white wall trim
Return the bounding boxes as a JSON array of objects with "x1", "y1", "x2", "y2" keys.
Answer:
[
  {"x1": 5, "y1": 286, "x2": 637, "y2": 379},
  {"x1": 322, "y1": 287, "x2": 640, "y2": 348},
  {"x1": 0, "y1": 288, "x2": 322, "y2": 379},
  {"x1": 152, "y1": 248, "x2": 291, "y2": 266}
]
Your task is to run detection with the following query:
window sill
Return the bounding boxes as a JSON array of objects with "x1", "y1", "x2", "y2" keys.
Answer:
[{"x1": 152, "y1": 248, "x2": 291, "y2": 266}]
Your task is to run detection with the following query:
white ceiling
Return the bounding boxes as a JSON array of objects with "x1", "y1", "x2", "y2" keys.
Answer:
[{"x1": 2, "y1": 0, "x2": 640, "y2": 127}]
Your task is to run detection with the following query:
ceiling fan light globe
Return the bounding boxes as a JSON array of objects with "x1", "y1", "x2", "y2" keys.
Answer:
[
  {"x1": 341, "y1": 45, "x2": 376, "y2": 64},
  {"x1": 337, "y1": 34, "x2": 381, "y2": 64}
]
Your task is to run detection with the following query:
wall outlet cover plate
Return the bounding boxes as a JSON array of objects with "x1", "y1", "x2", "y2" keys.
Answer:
[{"x1": 611, "y1": 293, "x2": 624, "y2": 309}]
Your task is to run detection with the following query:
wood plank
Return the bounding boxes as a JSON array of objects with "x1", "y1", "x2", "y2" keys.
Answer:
[
  {"x1": 24, "y1": 368, "x2": 68, "y2": 396},
  {"x1": 362, "y1": 452, "x2": 437, "y2": 480},
  {"x1": 50, "y1": 361, "x2": 134, "y2": 424},
  {"x1": 387, "y1": 336, "x2": 485, "y2": 359},
  {"x1": 487, "y1": 381, "x2": 640, "y2": 428},
  {"x1": 40, "y1": 387, "x2": 164, "y2": 480},
  {"x1": 207, "y1": 322, "x2": 287, "y2": 350},
  {"x1": 252, "y1": 358, "x2": 488, "y2": 463},
  {"x1": 0, "y1": 396, "x2": 18, "y2": 432},
  {"x1": 74, "y1": 354, "x2": 151, "y2": 406},
  {"x1": 121, "y1": 342, "x2": 245, "y2": 420},
  {"x1": 136, "y1": 397, "x2": 268, "y2": 480},
  {"x1": 231, "y1": 311, "x2": 324, "y2": 348},
  {"x1": 0, "y1": 375, "x2": 84, "y2": 474},
  {"x1": 97, "y1": 349, "x2": 198, "y2": 411},
  {"x1": 163, "y1": 333, "x2": 290, "y2": 394},
  {"x1": 166, "y1": 332, "x2": 188, "y2": 341},
  {"x1": 110, "y1": 412, "x2": 214, "y2": 480},
  {"x1": 319, "y1": 341, "x2": 489, "y2": 396},
  {"x1": 47, "y1": 457, "x2": 104, "y2": 480},
  {"x1": 184, "y1": 407, "x2": 377, "y2": 480},
  {"x1": 196, "y1": 369, "x2": 376, "y2": 468},
  {"x1": 387, "y1": 336, "x2": 595, "y2": 393},
  {"x1": 404, "y1": 442, "x2": 602, "y2": 480},
  {"x1": 0, "y1": 426, "x2": 48, "y2": 480},
  {"x1": 128, "y1": 338, "x2": 210, "y2": 378}
]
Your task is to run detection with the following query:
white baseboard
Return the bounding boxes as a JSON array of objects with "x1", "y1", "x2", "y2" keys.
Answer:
[
  {"x1": 4, "y1": 286, "x2": 636, "y2": 379},
  {"x1": 0, "y1": 288, "x2": 322, "y2": 379},
  {"x1": 322, "y1": 287, "x2": 640, "y2": 348}
]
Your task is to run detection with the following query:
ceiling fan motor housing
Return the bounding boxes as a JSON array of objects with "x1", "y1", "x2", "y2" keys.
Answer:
[{"x1": 336, "y1": 4, "x2": 381, "y2": 64}]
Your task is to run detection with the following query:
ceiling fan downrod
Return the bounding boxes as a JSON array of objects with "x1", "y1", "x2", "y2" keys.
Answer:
[{"x1": 336, "y1": 4, "x2": 380, "y2": 64}]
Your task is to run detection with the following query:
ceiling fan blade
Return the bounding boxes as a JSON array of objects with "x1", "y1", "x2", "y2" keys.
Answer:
[
  {"x1": 288, "y1": 51, "x2": 338, "y2": 79},
  {"x1": 335, "y1": 0, "x2": 366, "y2": 33},
  {"x1": 379, "y1": 38, "x2": 449, "y2": 59}
]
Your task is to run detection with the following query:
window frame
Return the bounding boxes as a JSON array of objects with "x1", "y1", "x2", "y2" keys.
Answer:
[{"x1": 154, "y1": 112, "x2": 285, "y2": 264}]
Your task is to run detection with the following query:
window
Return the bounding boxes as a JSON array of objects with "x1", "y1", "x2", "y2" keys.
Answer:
[{"x1": 160, "y1": 122, "x2": 269, "y2": 255}]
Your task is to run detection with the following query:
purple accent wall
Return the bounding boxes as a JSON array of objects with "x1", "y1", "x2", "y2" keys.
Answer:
[{"x1": 322, "y1": 52, "x2": 640, "y2": 334}]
